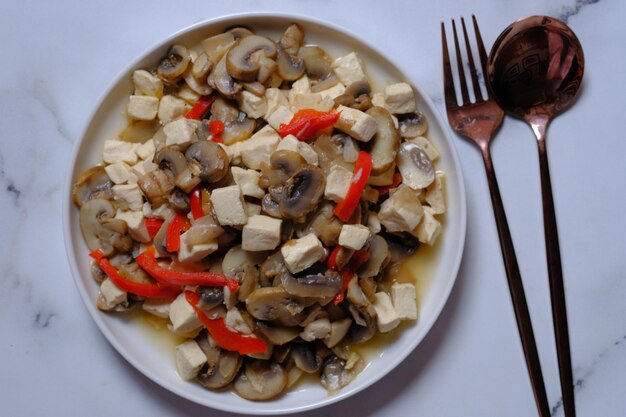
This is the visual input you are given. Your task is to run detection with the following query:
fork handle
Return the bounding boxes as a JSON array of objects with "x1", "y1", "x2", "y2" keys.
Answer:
[{"x1": 481, "y1": 147, "x2": 551, "y2": 417}]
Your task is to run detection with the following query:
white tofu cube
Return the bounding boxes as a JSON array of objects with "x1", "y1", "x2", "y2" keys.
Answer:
[
  {"x1": 176, "y1": 84, "x2": 200, "y2": 104},
  {"x1": 231, "y1": 167, "x2": 264, "y2": 198},
  {"x1": 264, "y1": 88, "x2": 290, "y2": 119},
  {"x1": 163, "y1": 118, "x2": 198, "y2": 148},
  {"x1": 413, "y1": 206, "x2": 441, "y2": 246},
  {"x1": 276, "y1": 135, "x2": 319, "y2": 165},
  {"x1": 266, "y1": 105, "x2": 294, "y2": 131},
  {"x1": 281, "y1": 233, "x2": 326, "y2": 274},
  {"x1": 407, "y1": 136, "x2": 439, "y2": 160},
  {"x1": 175, "y1": 340, "x2": 207, "y2": 380},
  {"x1": 132, "y1": 69, "x2": 163, "y2": 98},
  {"x1": 239, "y1": 90, "x2": 267, "y2": 119},
  {"x1": 372, "y1": 292, "x2": 400, "y2": 333},
  {"x1": 115, "y1": 210, "x2": 150, "y2": 242},
  {"x1": 143, "y1": 202, "x2": 174, "y2": 220},
  {"x1": 290, "y1": 93, "x2": 334, "y2": 112},
  {"x1": 338, "y1": 224, "x2": 371, "y2": 250},
  {"x1": 425, "y1": 171, "x2": 446, "y2": 214},
  {"x1": 178, "y1": 230, "x2": 218, "y2": 263},
  {"x1": 378, "y1": 185, "x2": 424, "y2": 232},
  {"x1": 239, "y1": 125, "x2": 280, "y2": 170},
  {"x1": 105, "y1": 162, "x2": 133, "y2": 184},
  {"x1": 371, "y1": 92, "x2": 386, "y2": 108},
  {"x1": 102, "y1": 140, "x2": 139, "y2": 164},
  {"x1": 225, "y1": 308, "x2": 253, "y2": 334},
  {"x1": 127, "y1": 95, "x2": 159, "y2": 120},
  {"x1": 331, "y1": 52, "x2": 368, "y2": 86},
  {"x1": 316, "y1": 82, "x2": 346, "y2": 100},
  {"x1": 242, "y1": 215, "x2": 282, "y2": 251},
  {"x1": 335, "y1": 105, "x2": 377, "y2": 142},
  {"x1": 135, "y1": 139, "x2": 156, "y2": 161},
  {"x1": 142, "y1": 299, "x2": 171, "y2": 318},
  {"x1": 288, "y1": 75, "x2": 311, "y2": 103},
  {"x1": 131, "y1": 160, "x2": 157, "y2": 179},
  {"x1": 210, "y1": 185, "x2": 248, "y2": 226},
  {"x1": 112, "y1": 183, "x2": 144, "y2": 211},
  {"x1": 367, "y1": 211, "x2": 381, "y2": 234},
  {"x1": 391, "y1": 283, "x2": 418, "y2": 320},
  {"x1": 99, "y1": 278, "x2": 127, "y2": 309},
  {"x1": 244, "y1": 201, "x2": 262, "y2": 217},
  {"x1": 158, "y1": 95, "x2": 190, "y2": 124},
  {"x1": 384, "y1": 82, "x2": 416, "y2": 114},
  {"x1": 300, "y1": 318, "x2": 331, "y2": 342},
  {"x1": 324, "y1": 164, "x2": 353, "y2": 202},
  {"x1": 219, "y1": 142, "x2": 242, "y2": 166},
  {"x1": 169, "y1": 292, "x2": 203, "y2": 333}
]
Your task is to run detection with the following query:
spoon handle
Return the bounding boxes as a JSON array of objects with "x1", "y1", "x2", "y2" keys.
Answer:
[
  {"x1": 537, "y1": 137, "x2": 576, "y2": 417},
  {"x1": 481, "y1": 147, "x2": 551, "y2": 417}
]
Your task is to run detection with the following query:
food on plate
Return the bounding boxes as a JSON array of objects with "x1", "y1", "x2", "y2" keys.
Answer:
[{"x1": 73, "y1": 23, "x2": 446, "y2": 400}]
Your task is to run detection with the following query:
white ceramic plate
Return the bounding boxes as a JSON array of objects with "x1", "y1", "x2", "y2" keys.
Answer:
[{"x1": 63, "y1": 12, "x2": 466, "y2": 415}]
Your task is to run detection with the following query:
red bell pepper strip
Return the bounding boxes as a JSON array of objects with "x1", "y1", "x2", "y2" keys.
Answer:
[
  {"x1": 189, "y1": 186, "x2": 204, "y2": 220},
  {"x1": 334, "y1": 151, "x2": 373, "y2": 222},
  {"x1": 136, "y1": 247, "x2": 238, "y2": 292},
  {"x1": 375, "y1": 172, "x2": 403, "y2": 196},
  {"x1": 90, "y1": 250, "x2": 180, "y2": 299},
  {"x1": 333, "y1": 249, "x2": 370, "y2": 305},
  {"x1": 278, "y1": 109, "x2": 340, "y2": 142},
  {"x1": 145, "y1": 217, "x2": 164, "y2": 239},
  {"x1": 165, "y1": 213, "x2": 192, "y2": 252},
  {"x1": 185, "y1": 291, "x2": 268, "y2": 355},
  {"x1": 208, "y1": 120, "x2": 224, "y2": 143},
  {"x1": 184, "y1": 94, "x2": 216, "y2": 120},
  {"x1": 327, "y1": 246, "x2": 342, "y2": 271}
]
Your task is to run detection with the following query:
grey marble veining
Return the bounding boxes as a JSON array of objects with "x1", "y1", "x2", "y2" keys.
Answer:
[{"x1": 1, "y1": 0, "x2": 625, "y2": 416}]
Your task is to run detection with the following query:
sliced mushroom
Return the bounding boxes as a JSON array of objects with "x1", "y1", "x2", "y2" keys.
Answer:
[
  {"x1": 359, "y1": 277, "x2": 377, "y2": 302},
  {"x1": 152, "y1": 216, "x2": 173, "y2": 256},
  {"x1": 281, "y1": 270, "x2": 342, "y2": 298},
  {"x1": 242, "y1": 81, "x2": 266, "y2": 96},
  {"x1": 72, "y1": 166, "x2": 114, "y2": 207},
  {"x1": 222, "y1": 245, "x2": 268, "y2": 276},
  {"x1": 202, "y1": 32, "x2": 236, "y2": 66},
  {"x1": 236, "y1": 264, "x2": 259, "y2": 302},
  {"x1": 91, "y1": 260, "x2": 106, "y2": 284},
  {"x1": 246, "y1": 287, "x2": 306, "y2": 326},
  {"x1": 233, "y1": 361, "x2": 287, "y2": 401},
  {"x1": 295, "y1": 201, "x2": 343, "y2": 246},
  {"x1": 207, "y1": 54, "x2": 241, "y2": 98},
  {"x1": 396, "y1": 142, "x2": 435, "y2": 189},
  {"x1": 185, "y1": 215, "x2": 224, "y2": 245},
  {"x1": 191, "y1": 53, "x2": 212, "y2": 79},
  {"x1": 197, "y1": 287, "x2": 224, "y2": 311},
  {"x1": 398, "y1": 111, "x2": 428, "y2": 138},
  {"x1": 276, "y1": 45, "x2": 305, "y2": 81},
  {"x1": 259, "y1": 252, "x2": 287, "y2": 287},
  {"x1": 358, "y1": 234, "x2": 389, "y2": 278},
  {"x1": 157, "y1": 45, "x2": 190, "y2": 84},
  {"x1": 278, "y1": 24, "x2": 304, "y2": 56},
  {"x1": 196, "y1": 335, "x2": 243, "y2": 389},
  {"x1": 185, "y1": 140, "x2": 229, "y2": 183},
  {"x1": 299, "y1": 45, "x2": 340, "y2": 92},
  {"x1": 137, "y1": 169, "x2": 175, "y2": 205},
  {"x1": 260, "y1": 150, "x2": 306, "y2": 188},
  {"x1": 346, "y1": 277, "x2": 370, "y2": 308},
  {"x1": 183, "y1": 68, "x2": 213, "y2": 96},
  {"x1": 320, "y1": 355, "x2": 356, "y2": 392},
  {"x1": 154, "y1": 148, "x2": 200, "y2": 193},
  {"x1": 345, "y1": 304, "x2": 377, "y2": 344},
  {"x1": 335, "y1": 81, "x2": 372, "y2": 110},
  {"x1": 291, "y1": 343, "x2": 323, "y2": 373},
  {"x1": 222, "y1": 113, "x2": 255, "y2": 145},
  {"x1": 210, "y1": 97, "x2": 239, "y2": 121},
  {"x1": 261, "y1": 192, "x2": 282, "y2": 219},
  {"x1": 256, "y1": 322, "x2": 299, "y2": 345},
  {"x1": 226, "y1": 35, "x2": 277, "y2": 82},
  {"x1": 324, "y1": 318, "x2": 353, "y2": 348},
  {"x1": 366, "y1": 107, "x2": 401, "y2": 175},
  {"x1": 226, "y1": 26, "x2": 254, "y2": 40},
  {"x1": 79, "y1": 199, "x2": 131, "y2": 256},
  {"x1": 279, "y1": 165, "x2": 326, "y2": 219}
]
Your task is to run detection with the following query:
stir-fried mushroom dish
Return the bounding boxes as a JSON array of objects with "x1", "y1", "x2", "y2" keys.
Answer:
[{"x1": 73, "y1": 23, "x2": 447, "y2": 400}]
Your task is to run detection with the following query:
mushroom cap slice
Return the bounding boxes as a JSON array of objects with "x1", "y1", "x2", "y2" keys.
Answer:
[
  {"x1": 396, "y1": 142, "x2": 435, "y2": 189},
  {"x1": 366, "y1": 107, "x2": 401, "y2": 176},
  {"x1": 260, "y1": 150, "x2": 306, "y2": 188},
  {"x1": 345, "y1": 304, "x2": 377, "y2": 344},
  {"x1": 279, "y1": 164, "x2": 326, "y2": 219},
  {"x1": 280, "y1": 270, "x2": 342, "y2": 298},
  {"x1": 291, "y1": 343, "x2": 323, "y2": 373},
  {"x1": 256, "y1": 322, "x2": 299, "y2": 346},
  {"x1": 233, "y1": 361, "x2": 287, "y2": 401},
  {"x1": 157, "y1": 45, "x2": 191, "y2": 84},
  {"x1": 226, "y1": 26, "x2": 254, "y2": 40},
  {"x1": 278, "y1": 24, "x2": 304, "y2": 56},
  {"x1": 72, "y1": 166, "x2": 113, "y2": 207},
  {"x1": 226, "y1": 35, "x2": 277, "y2": 82},
  {"x1": 202, "y1": 32, "x2": 236, "y2": 66},
  {"x1": 185, "y1": 140, "x2": 229, "y2": 183},
  {"x1": 246, "y1": 287, "x2": 306, "y2": 326},
  {"x1": 358, "y1": 234, "x2": 389, "y2": 278},
  {"x1": 79, "y1": 199, "x2": 128, "y2": 256},
  {"x1": 196, "y1": 335, "x2": 243, "y2": 389},
  {"x1": 299, "y1": 45, "x2": 339, "y2": 92},
  {"x1": 276, "y1": 45, "x2": 305, "y2": 81},
  {"x1": 208, "y1": 54, "x2": 241, "y2": 98},
  {"x1": 222, "y1": 245, "x2": 268, "y2": 276},
  {"x1": 398, "y1": 112, "x2": 428, "y2": 138}
]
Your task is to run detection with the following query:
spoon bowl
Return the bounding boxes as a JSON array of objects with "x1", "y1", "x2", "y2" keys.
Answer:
[{"x1": 487, "y1": 15, "x2": 584, "y2": 417}]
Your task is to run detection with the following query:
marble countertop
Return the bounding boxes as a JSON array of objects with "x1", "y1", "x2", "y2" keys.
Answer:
[{"x1": 2, "y1": 0, "x2": 625, "y2": 415}]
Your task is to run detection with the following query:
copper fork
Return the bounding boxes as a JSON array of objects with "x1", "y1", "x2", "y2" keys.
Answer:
[{"x1": 442, "y1": 16, "x2": 551, "y2": 416}]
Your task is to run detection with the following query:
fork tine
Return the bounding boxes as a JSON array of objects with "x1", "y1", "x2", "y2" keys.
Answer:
[
  {"x1": 472, "y1": 15, "x2": 490, "y2": 94},
  {"x1": 451, "y1": 20, "x2": 470, "y2": 105},
  {"x1": 461, "y1": 17, "x2": 483, "y2": 102},
  {"x1": 441, "y1": 22, "x2": 458, "y2": 110}
]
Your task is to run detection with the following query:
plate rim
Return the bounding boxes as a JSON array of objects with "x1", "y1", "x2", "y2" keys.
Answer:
[{"x1": 62, "y1": 11, "x2": 467, "y2": 415}]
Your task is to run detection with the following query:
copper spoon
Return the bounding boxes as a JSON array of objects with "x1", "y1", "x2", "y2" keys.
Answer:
[{"x1": 487, "y1": 15, "x2": 584, "y2": 417}]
